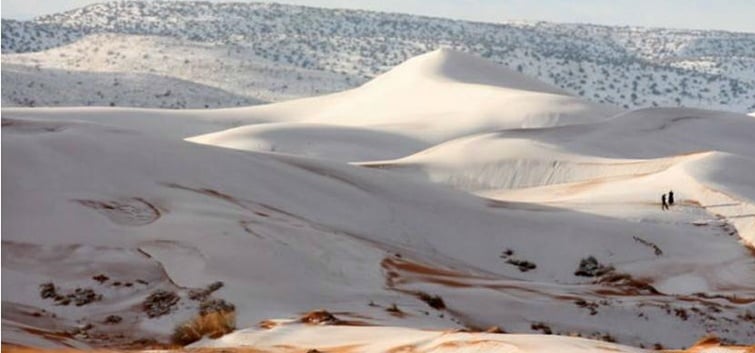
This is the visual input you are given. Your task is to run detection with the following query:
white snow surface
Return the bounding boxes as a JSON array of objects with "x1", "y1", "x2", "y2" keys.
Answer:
[
  {"x1": 2, "y1": 50, "x2": 754, "y2": 350},
  {"x1": 189, "y1": 49, "x2": 620, "y2": 148}
]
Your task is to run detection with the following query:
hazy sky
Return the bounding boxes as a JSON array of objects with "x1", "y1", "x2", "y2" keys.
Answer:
[{"x1": 2, "y1": 0, "x2": 754, "y2": 33}]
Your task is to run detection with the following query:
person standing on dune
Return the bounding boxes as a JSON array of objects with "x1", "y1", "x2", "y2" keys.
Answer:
[
  {"x1": 661, "y1": 193, "x2": 669, "y2": 210},
  {"x1": 668, "y1": 190, "x2": 674, "y2": 206}
]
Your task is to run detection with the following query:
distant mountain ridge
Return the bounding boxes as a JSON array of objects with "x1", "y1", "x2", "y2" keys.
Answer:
[{"x1": 2, "y1": 1, "x2": 754, "y2": 111}]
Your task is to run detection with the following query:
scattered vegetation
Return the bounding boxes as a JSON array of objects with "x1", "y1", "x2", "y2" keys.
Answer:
[
  {"x1": 92, "y1": 274, "x2": 109, "y2": 283},
  {"x1": 505, "y1": 258, "x2": 537, "y2": 272},
  {"x1": 531, "y1": 322, "x2": 553, "y2": 335},
  {"x1": 416, "y1": 292, "x2": 446, "y2": 310},
  {"x1": 3, "y1": 2, "x2": 753, "y2": 112},
  {"x1": 142, "y1": 290, "x2": 180, "y2": 318},
  {"x1": 499, "y1": 248, "x2": 514, "y2": 258},
  {"x1": 299, "y1": 309, "x2": 342, "y2": 325},
  {"x1": 674, "y1": 308, "x2": 689, "y2": 321},
  {"x1": 574, "y1": 299, "x2": 599, "y2": 315},
  {"x1": 738, "y1": 310, "x2": 755, "y2": 323},
  {"x1": 69, "y1": 288, "x2": 101, "y2": 306},
  {"x1": 574, "y1": 256, "x2": 614, "y2": 277},
  {"x1": 39, "y1": 282, "x2": 102, "y2": 306},
  {"x1": 188, "y1": 281, "x2": 224, "y2": 301},
  {"x1": 104, "y1": 315, "x2": 123, "y2": 324},
  {"x1": 200, "y1": 298, "x2": 235, "y2": 315},
  {"x1": 485, "y1": 326, "x2": 505, "y2": 333},
  {"x1": 172, "y1": 300, "x2": 236, "y2": 346},
  {"x1": 596, "y1": 272, "x2": 659, "y2": 295},
  {"x1": 385, "y1": 303, "x2": 403, "y2": 315},
  {"x1": 633, "y1": 235, "x2": 663, "y2": 256},
  {"x1": 39, "y1": 282, "x2": 57, "y2": 299}
]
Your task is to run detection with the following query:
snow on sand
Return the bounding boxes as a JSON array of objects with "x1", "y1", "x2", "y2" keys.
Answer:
[{"x1": 2, "y1": 50, "x2": 754, "y2": 350}]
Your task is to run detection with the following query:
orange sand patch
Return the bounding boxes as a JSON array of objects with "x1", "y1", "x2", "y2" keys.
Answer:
[{"x1": 663, "y1": 336, "x2": 755, "y2": 353}]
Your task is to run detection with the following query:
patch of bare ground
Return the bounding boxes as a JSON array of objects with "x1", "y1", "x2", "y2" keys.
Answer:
[
  {"x1": 385, "y1": 344, "x2": 418, "y2": 353},
  {"x1": 296, "y1": 310, "x2": 373, "y2": 326},
  {"x1": 746, "y1": 243, "x2": 755, "y2": 258},
  {"x1": 299, "y1": 310, "x2": 344, "y2": 325},
  {"x1": 431, "y1": 339, "x2": 513, "y2": 351},
  {"x1": 258, "y1": 320, "x2": 279, "y2": 329},
  {"x1": 683, "y1": 292, "x2": 755, "y2": 305},
  {"x1": 384, "y1": 254, "x2": 748, "y2": 316},
  {"x1": 384, "y1": 255, "x2": 583, "y2": 309},
  {"x1": 383, "y1": 256, "x2": 579, "y2": 301},
  {"x1": 381, "y1": 256, "x2": 495, "y2": 287},
  {"x1": 2, "y1": 317, "x2": 174, "y2": 350},
  {"x1": 15, "y1": 327, "x2": 76, "y2": 347},
  {"x1": 594, "y1": 272, "x2": 660, "y2": 296},
  {"x1": 663, "y1": 336, "x2": 755, "y2": 353},
  {"x1": 485, "y1": 326, "x2": 506, "y2": 333},
  {"x1": 381, "y1": 254, "x2": 755, "y2": 346}
]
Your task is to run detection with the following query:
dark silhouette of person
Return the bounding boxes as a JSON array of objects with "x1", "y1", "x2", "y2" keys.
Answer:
[
  {"x1": 668, "y1": 190, "x2": 674, "y2": 206},
  {"x1": 661, "y1": 193, "x2": 669, "y2": 210}
]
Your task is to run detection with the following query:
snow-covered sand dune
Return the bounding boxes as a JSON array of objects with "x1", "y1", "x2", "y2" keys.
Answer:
[
  {"x1": 4, "y1": 115, "x2": 753, "y2": 349},
  {"x1": 2, "y1": 49, "x2": 754, "y2": 350},
  {"x1": 187, "y1": 122, "x2": 430, "y2": 163},
  {"x1": 188, "y1": 49, "x2": 621, "y2": 150},
  {"x1": 364, "y1": 107, "x2": 755, "y2": 246}
]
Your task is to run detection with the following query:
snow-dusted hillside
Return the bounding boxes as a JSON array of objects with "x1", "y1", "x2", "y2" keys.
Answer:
[
  {"x1": 3, "y1": 50, "x2": 754, "y2": 351},
  {"x1": 1, "y1": 63, "x2": 261, "y2": 108},
  {"x1": 2, "y1": 1, "x2": 754, "y2": 111},
  {"x1": 1, "y1": 34, "x2": 354, "y2": 104}
]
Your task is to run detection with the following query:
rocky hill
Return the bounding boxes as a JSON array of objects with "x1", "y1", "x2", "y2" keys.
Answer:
[{"x1": 2, "y1": 1, "x2": 754, "y2": 111}]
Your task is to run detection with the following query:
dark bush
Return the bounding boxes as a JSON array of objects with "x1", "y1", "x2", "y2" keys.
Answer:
[
  {"x1": 416, "y1": 292, "x2": 446, "y2": 310},
  {"x1": 142, "y1": 290, "x2": 179, "y2": 318},
  {"x1": 506, "y1": 258, "x2": 537, "y2": 272},
  {"x1": 574, "y1": 256, "x2": 613, "y2": 277}
]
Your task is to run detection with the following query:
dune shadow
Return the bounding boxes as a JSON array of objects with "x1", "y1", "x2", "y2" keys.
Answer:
[
  {"x1": 727, "y1": 214, "x2": 755, "y2": 219},
  {"x1": 703, "y1": 203, "x2": 740, "y2": 208}
]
